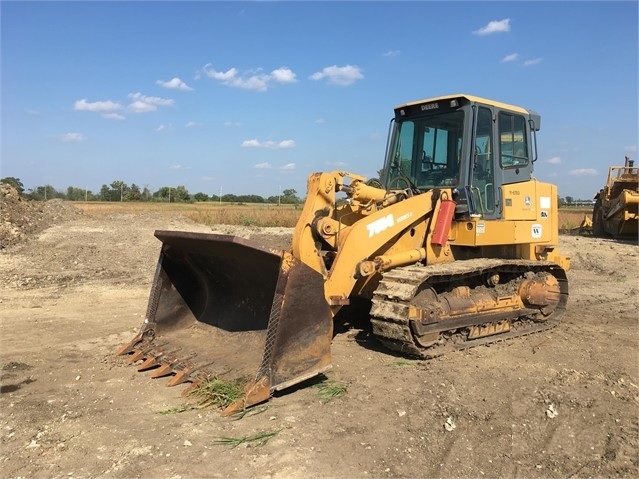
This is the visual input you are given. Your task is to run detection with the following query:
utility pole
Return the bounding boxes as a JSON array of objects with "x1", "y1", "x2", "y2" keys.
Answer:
[
  {"x1": 168, "y1": 187, "x2": 171, "y2": 203},
  {"x1": 278, "y1": 185, "x2": 281, "y2": 206},
  {"x1": 120, "y1": 184, "x2": 123, "y2": 202}
]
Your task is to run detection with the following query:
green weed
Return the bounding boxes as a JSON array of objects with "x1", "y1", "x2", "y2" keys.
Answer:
[
  {"x1": 188, "y1": 377, "x2": 246, "y2": 409},
  {"x1": 228, "y1": 404, "x2": 270, "y2": 421},
  {"x1": 315, "y1": 378, "x2": 348, "y2": 403},
  {"x1": 157, "y1": 405, "x2": 197, "y2": 415},
  {"x1": 213, "y1": 429, "x2": 282, "y2": 448},
  {"x1": 388, "y1": 359, "x2": 416, "y2": 367}
]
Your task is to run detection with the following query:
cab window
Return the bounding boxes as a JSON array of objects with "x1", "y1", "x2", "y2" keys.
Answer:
[{"x1": 499, "y1": 112, "x2": 529, "y2": 168}]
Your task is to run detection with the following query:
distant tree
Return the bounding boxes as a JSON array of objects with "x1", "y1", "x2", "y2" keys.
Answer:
[
  {"x1": 565, "y1": 196, "x2": 574, "y2": 205},
  {"x1": 66, "y1": 186, "x2": 92, "y2": 201},
  {"x1": 280, "y1": 188, "x2": 300, "y2": 205},
  {"x1": 558, "y1": 196, "x2": 566, "y2": 208},
  {"x1": 154, "y1": 186, "x2": 171, "y2": 201},
  {"x1": 142, "y1": 185, "x2": 152, "y2": 201},
  {"x1": 193, "y1": 192, "x2": 209, "y2": 202},
  {"x1": 237, "y1": 194, "x2": 265, "y2": 204},
  {"x1": 222, "y1": 193, "x2": 238, "y2": 203},
  {"x1": 110, "y1": 180, "x2": 128, "y2": 201},
  {"x1": 126, "y1": 183, "x2": 142, "y2": 201},
  {"x1": 26, "y1": 185, "x2": 61, "y2": 200},
  {"x1": 99, "y1": 184, "x2": 112, "y2": 201},
  {"x1": 1, "y1": 177, "x2": 25, "y2": 194},
  {"x1": 173, "y1": 185, "x2": 191, "y2": 202},
  {"x1": 154, "y1": 185, "x2": 191, "y2": 203}
]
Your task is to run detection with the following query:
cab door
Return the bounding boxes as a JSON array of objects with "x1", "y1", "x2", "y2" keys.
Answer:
[{"x1": 470, "y1": 106, "x2": 499, "y2": 219}]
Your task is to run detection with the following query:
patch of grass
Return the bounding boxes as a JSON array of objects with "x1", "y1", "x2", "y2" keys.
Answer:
[
  {"x1": 157, "y1": 405, "x2": 197, "y2": 415},
  {"x1": 315, "y1": 378, "x2": 348, "y2": 403},
  {"x1": 213, "y1": 429, "x2": 282, "y2": 448},
  {"x1": 188, "y1": 377, "x2": 247, "y2": 409},
  {"x1": 228, "y1": 404, "x2": 270, "y2": 421},
  {"x1": 388, "y1": 359, "x2": 416, "y2": 367}
]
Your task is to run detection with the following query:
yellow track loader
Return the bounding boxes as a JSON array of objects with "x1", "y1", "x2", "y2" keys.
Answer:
[{"x1": 117, "y1": 94, "x2": 570, "y2": 414}]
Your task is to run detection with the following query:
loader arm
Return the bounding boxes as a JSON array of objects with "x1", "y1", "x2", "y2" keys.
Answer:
[{"x1": 291, "y1": 170, "x2": 454, "y2": 316}]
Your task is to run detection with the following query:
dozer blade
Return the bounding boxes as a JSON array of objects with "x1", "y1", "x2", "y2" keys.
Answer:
[{"x1": 117, "y1": 230, "x2": 333, "y2": 413}]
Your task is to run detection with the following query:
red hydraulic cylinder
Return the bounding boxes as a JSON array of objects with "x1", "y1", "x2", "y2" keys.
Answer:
[{"x1": 431, "y1": 199, "x2": 456, "y2": 246}]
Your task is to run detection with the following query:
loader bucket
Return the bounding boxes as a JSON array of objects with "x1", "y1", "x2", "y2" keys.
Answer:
[{"x1": 116, "y1": 230, "x2": 333, "y2": 413}]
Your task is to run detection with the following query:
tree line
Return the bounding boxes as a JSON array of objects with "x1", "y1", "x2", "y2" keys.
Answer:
[
  {"x1": 0, "y1": 177, "x2": 301, "y2": 205},
  {"x1": 2, "y1": 176, "x2": 594, "y2": 207}
]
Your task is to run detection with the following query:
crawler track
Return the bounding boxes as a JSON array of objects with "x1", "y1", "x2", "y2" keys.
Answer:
[{"x1": 370, "y1": 258, "x2": 569, "y2": 358}]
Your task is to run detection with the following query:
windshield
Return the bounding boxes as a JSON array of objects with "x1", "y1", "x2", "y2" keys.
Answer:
[{"x1": 386, "y1": 110, "x2": 464, "y2": 190}]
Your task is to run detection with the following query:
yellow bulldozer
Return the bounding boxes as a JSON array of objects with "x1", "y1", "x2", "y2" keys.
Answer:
[
  {"x1": 117, "y1": 94, "x2": 570, "y2": 414},
  {"x1": 590, "y1": 156, "x2": 639, "y2": 239}
]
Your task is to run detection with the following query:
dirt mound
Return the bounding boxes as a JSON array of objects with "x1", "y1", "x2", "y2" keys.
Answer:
[{"x1": 0, "y1": 183, "x2": 83, "y2": 250}]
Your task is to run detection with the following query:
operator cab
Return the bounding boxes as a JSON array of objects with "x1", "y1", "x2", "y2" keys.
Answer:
[{"x1": 383, "y1": 94, "x2": 540, "y2": 219}]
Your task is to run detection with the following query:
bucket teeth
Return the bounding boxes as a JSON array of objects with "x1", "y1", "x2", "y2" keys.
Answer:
[
  {"x1": 137, "y1": 355, "x2": 160, "y2": 371},
  {"x1": 166, "y1": 370, "x2": 189, "y2": 387},
  {"x1": 114, "y1": 332, "x2": 144, "y2": 356},
  {"x1": 150, "y1": 363, "x2": 173, "y2": 378},
  {"x1": 125, "y1": 349, "x2": 147, "y2": 364}
]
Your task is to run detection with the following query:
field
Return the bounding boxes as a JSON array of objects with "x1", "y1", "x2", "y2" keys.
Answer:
[
  {"x1": 72, "y1": 201, "x2": 593, "y2": 231},
  {"x1": 1, "y1": 195, "x2": 637, "y2": 479},
  {"x1": 74, "y1": 201, "x2": 303, "y2": 227}
]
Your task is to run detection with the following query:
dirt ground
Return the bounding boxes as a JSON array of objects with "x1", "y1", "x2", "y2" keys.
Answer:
[{"x1": 1, "y1": 189, "x2": 638, "y2": 479}]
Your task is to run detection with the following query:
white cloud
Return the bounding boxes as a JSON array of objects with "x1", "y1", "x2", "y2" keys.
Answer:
[
  {"x1": 224, "y1": 121, "x2": 243, "y2": 127},
  {"x1": 241, "y1": 139, "x2": 296, "y2": 149},
  {"x1": 129, "y1": 101, "x2": 157, "y2": 113},
  {"x1": 102, "y1": 112, "x2": 126, "y2": 121},
  {"x1": 546, "y1": 156, "x2": 562, "y2": 164},
  {"x1": 569, "y1": 168, "x2": 598, "y2": 176},
  {"x1": 128, "y1": 92, "x2": 174, "y2": 113},
  {"x1": 59, "y1": 132, "x2": 85, "y2": 142},
  {"x1": 241, "y1": 139, "x2": 261, "y2": 148},
  {"x1": 501, "y1": 53, "x2": 519, "y2": 63},
  {"x1": 309, "y1": 65, "x2": 364, "y2": 86},
  {"x1": 74, "y1": 99, "x2": 122, "y2": 112},
  {"x1": 473, "y1": 18, "x2": 511, "y2": 36},
  {"x1": 204, "y1": 66, "x2": 238, "y2": 81},
  {"x1": 523, "y1": 58, "x2": 543, "y2": 66},
  {"x1": 156, "y1": 77, "x2": 194, "y2": 91},
  {"x1": 156, "y1": 124, "x2": 167, "y2": 132},
  {"x1": 280, "y1": 163, "x2": 296, "y2": 170},
  {"x1": 277, "y1": 139, "x2": 296, "y2": 149},
  {"x1": 201, "y1": 64, "x2": 297, "y2": 91},
  {"x1": 185, "y1": 121, "x2": 199, "y2": 128},
  {"x1": 254, "y1": 162, "x2": 272, "y2": 169},
  {"x1": 315, "y1": 118, "x2": 326, "y2": 124},
  {"x1": 128, "y1": 92, "x2": 174, "y2": 107},
  {"x1": 382, "y1": 50, "x2": 400, "y2": 57},
  {"x1": 270, "y1": 67, "x2": 297, "y2": 83}
]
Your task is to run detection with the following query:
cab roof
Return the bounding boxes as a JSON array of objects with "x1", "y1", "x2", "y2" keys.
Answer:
[{"x1": 395, "y1": 94, "x2": 531, "y2": 115}]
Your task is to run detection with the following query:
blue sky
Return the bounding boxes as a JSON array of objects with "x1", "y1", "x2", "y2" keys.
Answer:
[{"x1": 2, "y1": 1, "x2": 637, "y2": 200}]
